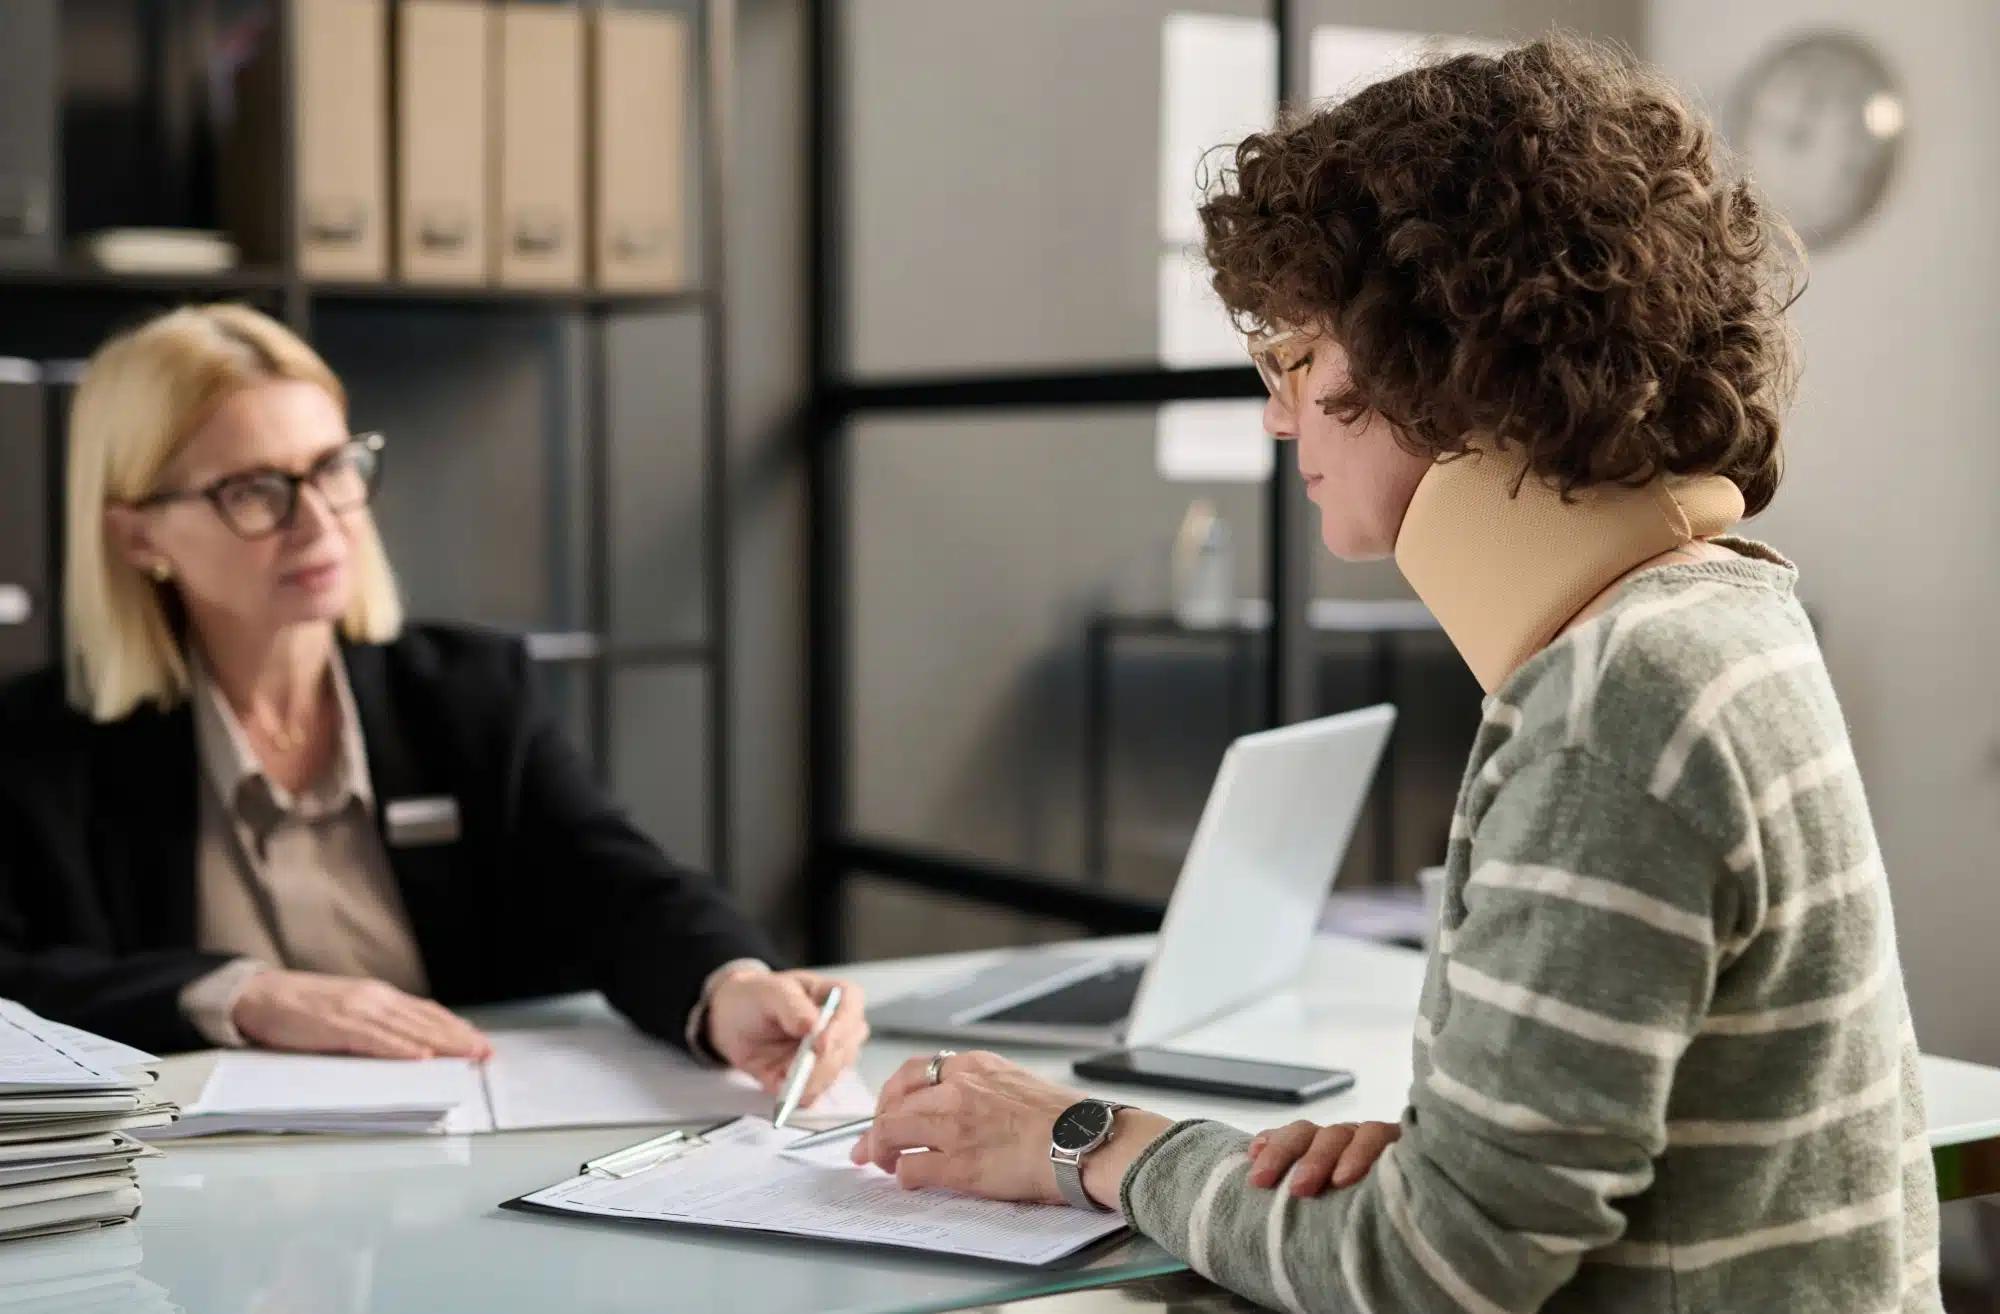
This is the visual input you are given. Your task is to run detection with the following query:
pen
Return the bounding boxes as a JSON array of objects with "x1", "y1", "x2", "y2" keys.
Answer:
[
  {"x1": 784, "y1": 1116, "x2": 873, "y2": 1152},
  {"x1": 772, "y1": 985, "x2": 843, "y2": 1130}
]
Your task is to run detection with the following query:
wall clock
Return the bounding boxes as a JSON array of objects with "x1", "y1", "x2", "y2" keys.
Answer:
[{"x1": 1729, "y1": 31, "x2": 1905, "y2": 248}]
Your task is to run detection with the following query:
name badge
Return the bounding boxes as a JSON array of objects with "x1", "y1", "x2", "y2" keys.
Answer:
[{"x1": 385, "y1": 796, "x2": 461, "y2": 847}]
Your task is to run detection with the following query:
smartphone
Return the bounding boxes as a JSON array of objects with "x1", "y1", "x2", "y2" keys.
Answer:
[{"x1": 1072, "y1": 1048, "x2": 1356, "y2": 1104}]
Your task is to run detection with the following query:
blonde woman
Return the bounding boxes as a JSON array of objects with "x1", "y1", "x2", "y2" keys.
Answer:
[{"x1": 0, "y1": 304, "x2": 866, "y2": 1098}]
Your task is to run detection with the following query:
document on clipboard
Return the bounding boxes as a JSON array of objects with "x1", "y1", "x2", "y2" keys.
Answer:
[{"x1": 503, "y1": 1117, "x2": 1130, "y2": 1267}]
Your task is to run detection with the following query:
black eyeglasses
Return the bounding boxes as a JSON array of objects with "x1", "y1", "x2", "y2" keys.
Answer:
[{"x1": 135, "y1": 433, "x2": 385, "y2": 540}]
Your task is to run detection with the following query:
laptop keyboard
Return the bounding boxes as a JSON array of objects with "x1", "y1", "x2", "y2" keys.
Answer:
[{"x1": 978, "y1": 961, "x2": 1146, "y2": 1027}]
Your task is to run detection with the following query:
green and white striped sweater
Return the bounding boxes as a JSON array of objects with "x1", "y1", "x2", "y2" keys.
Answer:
[{"x1": 1120, "y1": 542, "x2": 1941, "y2": 1313}]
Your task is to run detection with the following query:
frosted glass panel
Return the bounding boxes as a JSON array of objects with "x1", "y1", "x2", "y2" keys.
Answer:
[
  {"x1": 843, "y1": 0, "x2": 1267, "y2": 377},
  {"x1": 849, "y1": 411, "x2": 1266, "y2": 895}
]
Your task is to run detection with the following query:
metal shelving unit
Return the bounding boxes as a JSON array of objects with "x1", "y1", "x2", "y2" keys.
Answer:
[
  {"x1": 0, "y1": 0, "x2": 736, "y2": 889},
  {"x1": 801, "y1": 0, "x2": 1314, "y2": 961}
]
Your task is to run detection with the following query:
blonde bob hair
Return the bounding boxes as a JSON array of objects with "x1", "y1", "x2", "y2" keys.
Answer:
[{"x1": 65, "y1": 303, "x2": 403, "y2": 723}]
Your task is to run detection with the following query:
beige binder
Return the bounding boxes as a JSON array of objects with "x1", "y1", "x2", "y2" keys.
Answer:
[
  {"x1": 494, "y1": 3, "x2": 586, "y2": 288},
  {"x1": 591, "y1": 7, "x2": 690, "y2": 292},
  {"x1": 395, "y1": 0, "x2": 492, "y2": 284},
  {"x1": 294, "y1": 0, "x2": 390, "y2": 280}
]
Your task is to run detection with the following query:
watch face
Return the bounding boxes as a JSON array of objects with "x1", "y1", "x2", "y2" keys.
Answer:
[{"x1": 1052, "y1": 1101, "x2": 1116, "y2": 1153}]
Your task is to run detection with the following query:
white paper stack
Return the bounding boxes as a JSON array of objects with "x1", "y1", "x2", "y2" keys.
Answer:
[
  {"x1": 0, "y1": 1003, "x2": 174, "y2": 1243},
  {"x1": 149, "y1": 1053, "x2": 481, "y2": 1139}
]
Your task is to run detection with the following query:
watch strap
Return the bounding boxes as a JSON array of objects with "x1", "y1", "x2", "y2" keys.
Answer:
[{"x1": 1053, "y1": 1150, "x2": 1096, "y2": 1210}]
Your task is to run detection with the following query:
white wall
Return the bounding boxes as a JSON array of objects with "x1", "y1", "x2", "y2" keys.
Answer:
[{"x1": 1648, "y1": 1, "x2": 2000, "y2": 1061}]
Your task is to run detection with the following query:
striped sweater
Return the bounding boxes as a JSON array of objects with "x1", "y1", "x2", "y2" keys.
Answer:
[{"x1": 1120, "y1": 542, "x2": 1941, "y2": 1313}]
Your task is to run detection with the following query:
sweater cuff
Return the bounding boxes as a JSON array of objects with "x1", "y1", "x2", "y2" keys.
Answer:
[
  {"x1": 177, "y1": 958, "x2": 272, "y2": 1048},
  {"x1": 1119, "y1": 1119, "x2": 1255, "y2": 1233}
]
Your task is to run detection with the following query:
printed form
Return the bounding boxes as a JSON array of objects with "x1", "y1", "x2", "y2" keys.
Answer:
[{"x1": 520, "y1": 1118, "x2": 1127, "y2": 1266}]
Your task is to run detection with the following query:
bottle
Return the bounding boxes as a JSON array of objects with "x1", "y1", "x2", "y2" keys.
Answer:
[{"x1": 1171, "y1": 498, "x2": 1234, "y2": 629}]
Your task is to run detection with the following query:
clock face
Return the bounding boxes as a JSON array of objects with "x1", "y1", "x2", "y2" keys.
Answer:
[{"x1": 1730, "y1": 32, "x2": 1904, "y2": 248}]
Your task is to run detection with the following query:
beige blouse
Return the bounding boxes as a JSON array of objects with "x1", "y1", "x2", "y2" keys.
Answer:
[
  {"x1": 173, "y1": 651, "x2": 758, "y2": 1052},
  {"x1": 176, "y1": 652, "x2": 426, "y2": 1046}
]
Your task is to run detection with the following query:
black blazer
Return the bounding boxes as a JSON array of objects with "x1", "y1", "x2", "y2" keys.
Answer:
[{"x1": 0, "y1": 624, "x2": 776, "y2": 1055}]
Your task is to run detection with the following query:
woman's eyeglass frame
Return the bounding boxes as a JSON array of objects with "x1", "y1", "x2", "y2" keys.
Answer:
[
  {"x1": 1248, "y1": 328, "x2": 1314, "y2": 412},
  {"x1": 131, "y1": 432, "x2": 386, "y2": 541}
]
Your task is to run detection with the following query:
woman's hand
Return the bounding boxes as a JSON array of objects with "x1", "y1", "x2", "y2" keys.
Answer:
[
  {"x1": 231, "y1": 970, "x2": 493, "y2": 1060},
  {"x1": 704, "y1": 968, "x2": 868, "y2": 1104},
  {"x1": 851, "y1": 1050, "x2": 1175, "y2": 1207},
  {"x1": 1248, "y1": 1119, "x2": 1401, "y2": 1196}
]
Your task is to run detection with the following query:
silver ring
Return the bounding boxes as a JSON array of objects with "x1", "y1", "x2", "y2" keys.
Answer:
[{"x1": 927, "y1": 1049, "x2": 957, "y2": 1087}]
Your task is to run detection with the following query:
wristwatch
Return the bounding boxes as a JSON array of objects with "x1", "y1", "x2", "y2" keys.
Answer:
[{"x1": 1050, "y1": 1098, "x2": 1126, "y2": 1211}]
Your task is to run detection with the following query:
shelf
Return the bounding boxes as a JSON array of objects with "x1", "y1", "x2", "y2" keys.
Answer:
[
  {"x1": 0, "y1": 266, "x2": 706, "y2": 314},
  {"x1": 523, "y1": 632, "x2": 711, "y2": 667},
  {"x1": 306, "y1": 282, "x2": 707, "y2": 313},
  {"x1": 0, "y1": 264, "x2": 290, "y2": 297}
]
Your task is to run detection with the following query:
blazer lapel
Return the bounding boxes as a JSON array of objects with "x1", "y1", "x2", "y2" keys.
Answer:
[
  {"x1": 93, "y1": 706, "x2": 201, "y2": 952},
  {"x1": 342, "y1": 642, "x2": 474, "y2": 996}
]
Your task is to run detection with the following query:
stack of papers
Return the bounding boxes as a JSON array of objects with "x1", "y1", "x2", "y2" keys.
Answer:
[
  {"x1": 0, "y1": 1003, "x2": 175, "y2": 1243},
  {"x1": 151, "y1": 1021, "x2": 876, "y2": 1140}
]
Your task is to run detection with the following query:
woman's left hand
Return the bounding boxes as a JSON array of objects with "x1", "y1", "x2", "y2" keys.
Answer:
[
  {"x1": 1248, "y1": 1119, "x2": 1402, "y2": 1196},
  {"x1": 705, "y1": 968, "x2": 869, "y2": 1104},
  {"x1": 851, "y1": 1051, "x2": 1083, "y2": 1203}
]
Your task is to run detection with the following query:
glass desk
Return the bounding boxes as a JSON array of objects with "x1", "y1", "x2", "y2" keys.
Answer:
[
  {"x1": 119, "y1": 1127, "x2": 1181, "y2": 1314},
  {"x1": 28, "y1": 943, "x2": 1999, "y2": 1314}
]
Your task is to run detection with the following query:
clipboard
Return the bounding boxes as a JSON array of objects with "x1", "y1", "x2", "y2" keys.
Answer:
[{"x1": 498, "y1": 1117, "x2": 1132, "y2": 1269}]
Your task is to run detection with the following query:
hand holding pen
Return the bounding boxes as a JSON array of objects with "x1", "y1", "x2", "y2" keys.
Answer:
[{"x1": 701, "y1": 968, "x2": 870, "y2": 1112}]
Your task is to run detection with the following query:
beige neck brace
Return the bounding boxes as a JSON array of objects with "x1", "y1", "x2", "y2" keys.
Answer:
[{"x1": 1394, "y1": 447, "x2": 1744, "y2": 693}]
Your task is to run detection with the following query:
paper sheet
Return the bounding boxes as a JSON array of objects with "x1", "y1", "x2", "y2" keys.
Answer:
[
  {"x1": 0, "y1": 1135, "x2": 124, "y2": 1168},
  {"x1": 195, "y1": 1052, "x2": 482, "y2": 1117},
  {"x1": 483, "y1": 1027, "x2": 876, "y2": 1131},
  {"x1": 0, "y1": 1185, "x2": 143, "y2": 1241},
  {"x1": 522, "y1": 1119, "x2": 1126, "y2": 1267},
  {"x1": 32, "y1": 1025, "x2": 157, "y2": 1078},
  {"x1": 0, "y1": 1110, "x2": 171, "y2": 1146},
  {"x1": 0, "y1": 1011, "x2": 126, "y2": 1094},
  {"x1": 148, "y1": 1052, "x2": 483, "y2": 1137},
  {"x1": 164, "y1": 1025, "x2": 876, "y2": 1138},
  {"x1": 0, "y1": 1156, "x2": 140, "y2": 1192}
]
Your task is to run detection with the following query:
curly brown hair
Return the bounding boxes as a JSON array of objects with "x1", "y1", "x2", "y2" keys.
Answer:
[{"x1": 1198, "y1": 33, "x2": 1800, "y2": 514}]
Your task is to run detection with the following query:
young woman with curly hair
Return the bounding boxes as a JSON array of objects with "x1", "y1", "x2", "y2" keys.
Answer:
[{"x1": 849, "y1": 34, "x2": 1940, "y2": 1314}]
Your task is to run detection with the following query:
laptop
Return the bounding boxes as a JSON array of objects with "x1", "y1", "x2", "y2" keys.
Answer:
[{"x1": 870, "y1": 704, "x2": 1396, "y2": 1049}]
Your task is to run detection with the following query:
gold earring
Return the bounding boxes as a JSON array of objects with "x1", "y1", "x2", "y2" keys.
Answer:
[{"x1": 149, "y1": 560, "x2": 172, "y2": 583}]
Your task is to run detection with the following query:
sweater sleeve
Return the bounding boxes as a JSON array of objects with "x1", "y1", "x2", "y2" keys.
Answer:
[{"x1": 1121, "y1": 747, "x2": 1731, "y2": 1314}]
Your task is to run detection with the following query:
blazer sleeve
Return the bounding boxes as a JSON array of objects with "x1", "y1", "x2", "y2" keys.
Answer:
[
  {"x1": 504, "y1": 645, "x2": 779, "y2": 1048},
  {"x1": 0, "y1": 754, "x2": 231, "y2": 1055}
]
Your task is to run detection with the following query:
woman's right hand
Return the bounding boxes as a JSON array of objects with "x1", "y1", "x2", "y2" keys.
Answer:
[{"x1": 231, "y1": 970, "x2": 493, "y2": 1060}]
